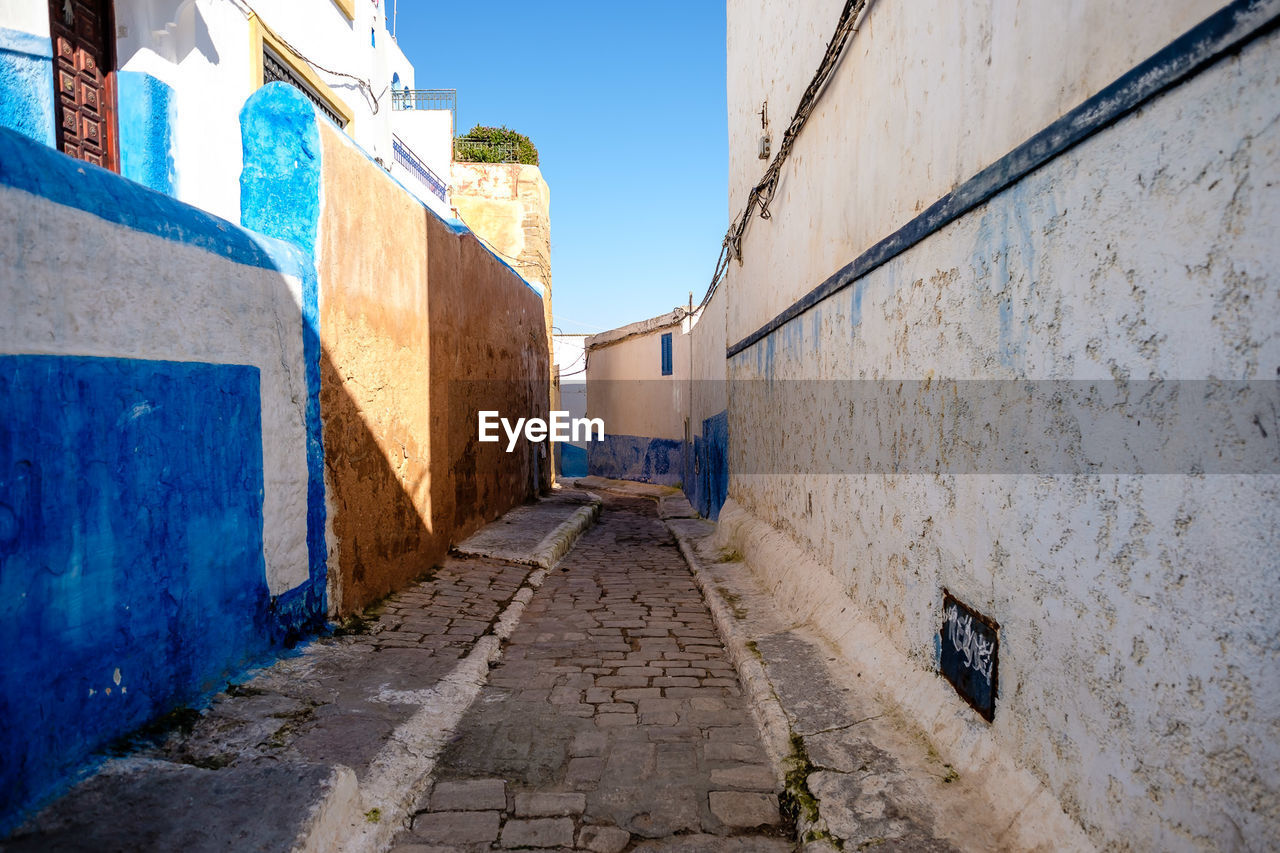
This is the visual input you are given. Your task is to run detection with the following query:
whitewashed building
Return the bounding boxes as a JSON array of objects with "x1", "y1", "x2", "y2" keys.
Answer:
[
  {"x1": 695, "y1": 0, "x2": 1280, "y2": 848},
  {"x1": 0, "y1": 0, "x2": 455, "y2": 219}
]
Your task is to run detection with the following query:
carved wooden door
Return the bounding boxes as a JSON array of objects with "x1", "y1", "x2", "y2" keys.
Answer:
[{"x1": 48, "y1": 0, "x2": 118, "y2": 171}]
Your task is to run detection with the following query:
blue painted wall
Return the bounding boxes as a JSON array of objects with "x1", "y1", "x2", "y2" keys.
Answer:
[
  {"x1": 117, "y1": 71, "x2": 176, "y2": 195},
  {"x1": 558, "y1": 443, "x2": 589, "y2": 478},
  {"x1": 0, "y1": 355, "x2": 272, "y2": 828},
  {"x1": 238, "y1": 84, "x2": 328, "y2": 631},
  {"x1": 0, "y1": 27, "x2": 56, "y2": 148},
  {"x1": 0, "y1": 126, "x2": 330, "y2": 832},
  {"x1": 588, "y1": 434, "x2": 685, "y2": 486},
  {"x1": 683, "y1": 409, "x2": 729, "y2": 520}
]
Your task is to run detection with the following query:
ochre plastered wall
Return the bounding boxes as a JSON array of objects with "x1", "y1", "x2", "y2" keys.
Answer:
[
  {"x1": 428, "y1": 211, "x2": 551, "y2": 536},
  {"x1": 317, "y1": 124, "x2": 549, "y2": 613},
  {"x1": 451, "y1": 162, "x2": 555, "y2": 404},
  {"x1": 586, "y1": 324, "x2": 690, "y2": 442}
]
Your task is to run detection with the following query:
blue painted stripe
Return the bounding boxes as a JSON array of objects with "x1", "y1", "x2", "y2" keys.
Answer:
[
  {"x1": 588, "y1": 434, "x2": 685, "y2": 486},
  {"x1": 0, "y1": 26, "x2": 53, "y2": 58},
  {"x1": 727, "y1": 0, "x2": 1280, "y2": 358},
  {"x1": 239, "y1": 83, "x2": 328, "y2": 633},
  {"x1": 559, "y1": 443, "x2": 589, "y2": 478}
]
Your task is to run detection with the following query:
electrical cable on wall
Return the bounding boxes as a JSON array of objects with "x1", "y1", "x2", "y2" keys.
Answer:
[
  {"x1": 231, "y1": 0, "x2": 385, "y2": 114},
  {"x1": 697, "y1": 0, "x2": 872, "y2": 311}
]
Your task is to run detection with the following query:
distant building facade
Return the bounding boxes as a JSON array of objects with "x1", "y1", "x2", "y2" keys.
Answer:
[{"x1": 552, "y1": 332, "x2": 589, "y2": 477}]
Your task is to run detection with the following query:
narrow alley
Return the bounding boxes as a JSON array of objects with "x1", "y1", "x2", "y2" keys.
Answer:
[
  {"x1": 398, "y1": 493, "x2": 785, "y2": 851},
  {"x1": 3, "y1": 486, "x2": 994, "y2": 851},
  {"x1": 3, "y1": 0, "x2": 1277, "y2": 850}
]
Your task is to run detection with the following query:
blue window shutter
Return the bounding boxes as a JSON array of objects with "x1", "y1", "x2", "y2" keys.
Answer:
[{"x1": 661, "y1": 333, "x2": 673, "y2": 376}]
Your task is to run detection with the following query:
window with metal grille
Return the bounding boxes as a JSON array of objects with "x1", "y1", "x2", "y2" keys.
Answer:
[
  {"x1": 661, "y1": 333, "x2": 673, "y2": 376},
  {"x1": 263, "y1": 47, "x2": 347, "y2": 128}
]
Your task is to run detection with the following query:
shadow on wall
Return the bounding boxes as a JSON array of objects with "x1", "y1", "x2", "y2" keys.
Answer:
[
  {"x1": 241, "y1": 83, "x2": 551, "y2": 613},
  {"x1": 0, "y1": 82, "x2": 548, "y2": 830},
  {"x1": 0, "y1": 126, "x2": 327, "y2": 830}
]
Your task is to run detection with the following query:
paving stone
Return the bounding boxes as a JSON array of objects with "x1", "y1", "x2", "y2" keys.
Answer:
[
  {"x1": 411, "y1": 810, "x2": 502, "y2": 843},
  {"x1": 597, "y1": 703, "x2": 635, "y2": 714},
  {"x1": 596, "y1": 675, "x2": 651, "y2": 688},
  {"x1": 499, "y1": 817, "x2": 576, "y2": 848},
  {"x1": 630, "y1": 836, "x2": 794, "y2": 852},
  {"x1": 577, "y1": 824, "x2": 632, "y2": 853},
  {"x1": 709, "y1": 765, "x2": 778, "y2": 790},
  {"x1": 708, "y1": 792, "x2": 781, "y2": 828},
  {"x1": 513, "y1": 791, "x2": 587, "y2": 816},
  {"x1": 571, "y1": 731, "x2": 608, "y2": 757},
  {"x1": 566, "y1": 756, "x2": 606, "y2": 785},
  {"x1": 429, "y1": 778, "x2": 507, "y2": 811},
  {"x1": 704, "y1": 742, "x2": 763, "y2": 762}
]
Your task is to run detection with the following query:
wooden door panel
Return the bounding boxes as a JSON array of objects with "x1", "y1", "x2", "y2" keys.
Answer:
[{"x1": 48, "y1": 0, "x2": 117, "y2": 172}]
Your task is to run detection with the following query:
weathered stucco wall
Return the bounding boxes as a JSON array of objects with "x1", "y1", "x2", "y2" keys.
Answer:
[
  {"x1": 725, "y1": 0, "x2": 1227, "y2": 343},
  {"x1": 0, "y1": 127, "x2": 323, "y2": 829},
  {"x1": 720, "y1": 5, "x2": 1280, "y2": 847},
  {"x1": 450, "y1": 162, "x2": 552, "y2": 289},
  {"x1": 427, "y1": 210, "x2": 552, "y2": 536},
  {"x1": 315, "y1": 113, "x2": 550, "y2": 613},
  {"x1": 315, "y1": 117, "x2": 436, "y2": 612},
  {"x1": 450, "y1": 162, "x2": 554, "y2": 386}
]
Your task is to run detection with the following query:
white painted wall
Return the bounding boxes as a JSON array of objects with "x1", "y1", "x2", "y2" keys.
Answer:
[
  {"x1": 586, "y1": 321, "x2": 690, "y2": 442},
  {"x1": 0, "y1": 184, "x2": 313, "y2": 596},
  {"x1": 725, "y1": 0, "x2": 1227, "y2": 344},
  {"x1": 0, "y1": 0, "x2": 49, "y2": 36},
  {"x1": 388, "y1": 108, "x2": 454, "y2": 219},
  {"x1": 112, "y1": 0, "x2": 417, "y2": 222},
  {"x1": 719, "y1": 1, "x2": 1280, "y2": 847},
  {"x1": 689, "y1": 288, "x2": 727, "y2": 430},
  {"x1": 115, "y1": 0, "x2": 251, "y2": 221},
  {"x1": 553, "y1": 333, "x2": 587, "y2": 382},
  {"x1": 392, "y1": 110, "x2": 453, "y2": 184}
]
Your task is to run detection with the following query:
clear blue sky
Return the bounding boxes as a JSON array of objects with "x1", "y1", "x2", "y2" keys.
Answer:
[{"x1": 391, "y1": 2, "x2": 728, "y2": 335}]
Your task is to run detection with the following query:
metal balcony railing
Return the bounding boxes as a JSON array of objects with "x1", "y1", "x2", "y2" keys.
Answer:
[
  {"x1": 453, "y1": 137, "x2": 521, "y2": 163},
  {"x1": 391, "y1": 88, "x2": 456, "y2": 136},
  {"x1": 392, "y1": 135, "x2": 447, "y2": 202}
]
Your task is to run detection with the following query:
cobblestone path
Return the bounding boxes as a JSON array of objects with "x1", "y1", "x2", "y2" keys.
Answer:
[
  {"x1": 146, "y1": 558, "x2": 535, "y2": 776},
  {"x1": 392, "y1": 494, "x2": 789, "y2": 852}
]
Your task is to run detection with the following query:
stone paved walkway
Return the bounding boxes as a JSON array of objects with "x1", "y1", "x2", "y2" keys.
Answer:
[{"x1": 392, "y1": 494, "x2": 790, "y2": 852}]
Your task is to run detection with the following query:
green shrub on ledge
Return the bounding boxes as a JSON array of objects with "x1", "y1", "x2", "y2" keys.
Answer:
[{"x1": 453, "y1": 125, "x2": 539, "y2": 165}]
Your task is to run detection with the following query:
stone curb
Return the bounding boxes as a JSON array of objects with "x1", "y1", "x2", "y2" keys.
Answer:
[
  {"x1": 710, "y1": 500, "x2": 1097, "y2": 852},
  {"x1": 294, "y1": 765, "x2": 362, "y2": 853},
  {"x1": 301, "y1": 505, "x2": 599, "y2": 853},
  {"x1": 528, "y1": 498, "x2": 602, "y2": 568},
  {"x1": 664, "y1": 522, "x2": 804, "y2": 836}
]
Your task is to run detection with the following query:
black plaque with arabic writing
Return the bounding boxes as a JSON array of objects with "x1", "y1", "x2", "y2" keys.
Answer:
[{"x1": 939, "y1": 592, "x2": 999, "y2": 721}]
